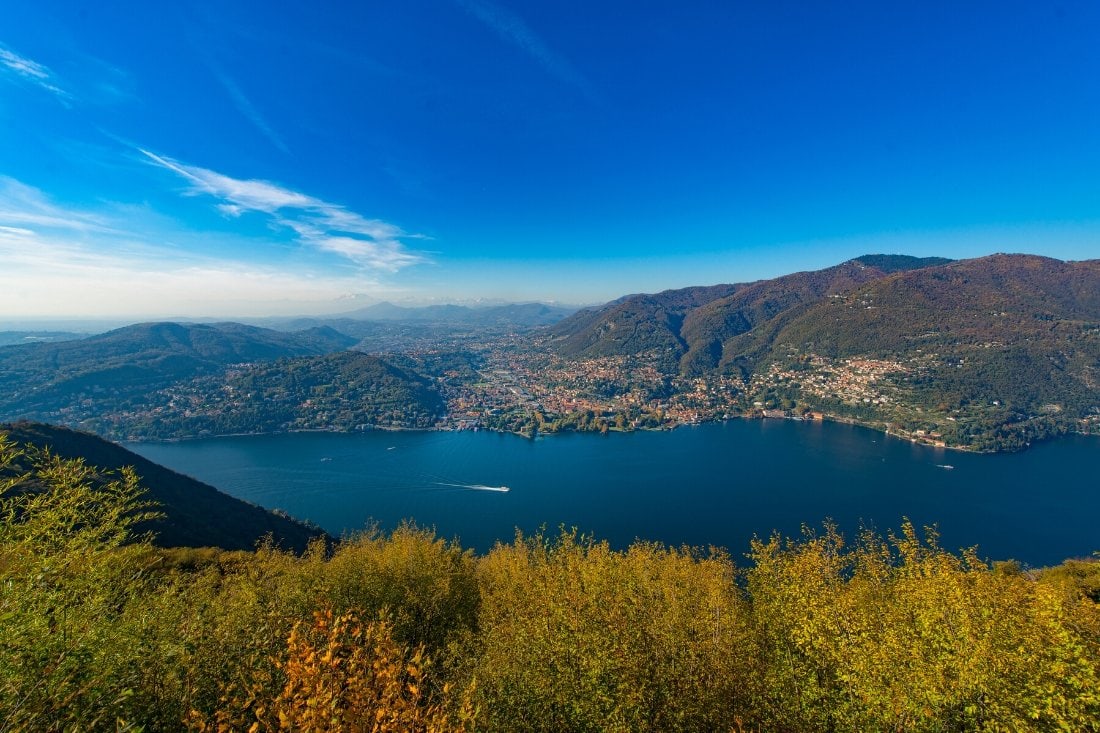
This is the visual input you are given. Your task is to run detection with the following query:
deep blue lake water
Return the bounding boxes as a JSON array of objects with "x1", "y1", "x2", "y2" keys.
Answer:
[{"x1": 129, "y1": 420, "x2": 1100, "y2": 566}]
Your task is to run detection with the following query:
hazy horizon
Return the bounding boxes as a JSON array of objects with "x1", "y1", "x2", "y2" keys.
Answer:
[
  {"x1": 3, "y1": 2, "x2": 1098, "y2": 318},
  {"x1": 2, "y1": 247, "x2": 1098, "y2": 328}
]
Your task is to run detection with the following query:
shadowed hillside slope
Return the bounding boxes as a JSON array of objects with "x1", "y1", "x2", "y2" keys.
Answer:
[{"x1": 0, "y1": 421, "x2": 327, "y2": 551}]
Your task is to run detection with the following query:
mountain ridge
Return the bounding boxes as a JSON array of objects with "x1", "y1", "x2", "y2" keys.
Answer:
[
  {"x1": 543, "y1": 253, "x2": 1098, "y2": 449},
  {"x1": 548, "y1": 255, "x2": 953, "y2": 372}
]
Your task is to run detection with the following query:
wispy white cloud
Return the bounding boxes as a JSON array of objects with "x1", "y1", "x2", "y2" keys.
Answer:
[
  {"x1": 0, "y1": 43, "x2": 71, "y2": 101},
  {"x1": 0, "y1": 176, "x2": 119, "y2": 234},
  {"x1": 138, "y1": 151, "x2": 314, "y2": 211},
  {"x1": 0, "y1": 178, "x2": 410, "y2": 318},
  {"x1": 209, "y1": 66, "x2": 290, "y2": 154},
  {"x1": 138, "y1": 149, "x2": 428, "y2": 272},
  {"x1": 453, "y1": 0, "x2": 599, "y2": 103},
  {"x1": 0, "y1": 225, "x2": 35, "y2": 237},
  {"x1": 0, "y1": 228, "x2": 389, "y2": 318}
]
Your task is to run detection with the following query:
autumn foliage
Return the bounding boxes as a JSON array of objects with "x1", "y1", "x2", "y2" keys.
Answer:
[
  {"x1": 188, "y1": 609, "x2": 468, "y2": 733},
  {"x1": 2, "y1": 435, "x2": 1099, "y2": 731}
]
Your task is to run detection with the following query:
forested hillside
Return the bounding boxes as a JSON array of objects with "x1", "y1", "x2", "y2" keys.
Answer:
[
  {"x1": 746, "y1": 255, "x2": 1100, "y2": 449},
  {"x1": 547, "y1": 283, "x2": 743, "y2": 370},
  {"x1": 107, "y1": 351, "x2": 447, "y2": 439},
  {"x1": 546, "y1": 254, "x2": 1100, "y2": 450},
  {"x1": 2, "y1": 434, "x2": 1098, "y2": 731},
  {"x1": 548, "y1": 255, "x2": 950, "y2": 370},
  {"x1": 679, "y1": 255, "x2": 951, "y2": 374},
  {"x1": 0, "y1": 323, "x2": 447, "y2": 440},
  {"x1": 0, "y1": 322, "x2": 355, "y2": 421}
]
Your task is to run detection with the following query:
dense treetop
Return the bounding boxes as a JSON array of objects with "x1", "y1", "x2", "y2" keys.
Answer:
[{"x1": 2, "y1": 434, "x2": 1098, "y2": 731}]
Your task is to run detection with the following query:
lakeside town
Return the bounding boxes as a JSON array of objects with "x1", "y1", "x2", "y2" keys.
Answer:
[
  {"x1": 11, "y1": 324, "x2": 1095, "y2": 452},
  {"x1": 415, "y1": 335, "x2": 1004, "y2": 449}
]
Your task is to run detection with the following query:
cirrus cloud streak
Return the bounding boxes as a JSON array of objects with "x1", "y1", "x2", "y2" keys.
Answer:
[
  {"x1": 139, "y1": 149, "x2": 428, "y2": 273},
  {"x1": 0, "y1": 43, "x2": 71, "y2": 101}
]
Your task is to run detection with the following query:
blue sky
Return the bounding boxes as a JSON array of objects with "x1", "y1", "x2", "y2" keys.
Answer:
[{"x1": 1, "y1": 1, "x2": 1098, "y2": 318}]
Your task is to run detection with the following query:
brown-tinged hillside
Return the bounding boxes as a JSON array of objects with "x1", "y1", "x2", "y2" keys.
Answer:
[
  {"x1": 736, "y1": 255, "x2": 1100, "y2": 449},
  {"x1": 546, "y1": 283, "x2": 742, "y2": 370},
  {"x1": 547, "y1": 255, "x2": 949, "y2": 372},
  {"x1": 679, "y1": 255, "x2": 952, "y2": 374},
  {"x1": 543, "y1": 254, "x2": 1098, "y2": 449},
  {"x1": 759, "y1": 254, "x2": 1100, "y2": 358}
]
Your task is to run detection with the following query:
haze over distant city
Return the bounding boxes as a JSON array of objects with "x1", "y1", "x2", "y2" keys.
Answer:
[{"x1": 2, "y1": 1, "x2": 1098, "y2": 319}]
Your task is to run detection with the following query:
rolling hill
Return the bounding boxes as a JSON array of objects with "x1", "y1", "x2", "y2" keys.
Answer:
[
  {"x1": 0, "y1": 321, "x2": 358, "y2": 427},
  {"x1": 110, "y1": 351, "x2": 447, "y2": 439}
]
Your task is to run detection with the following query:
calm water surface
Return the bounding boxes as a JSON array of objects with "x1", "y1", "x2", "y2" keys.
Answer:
[{"x1": 129, "y1": 420, "x2": 1100, "y2": 566}]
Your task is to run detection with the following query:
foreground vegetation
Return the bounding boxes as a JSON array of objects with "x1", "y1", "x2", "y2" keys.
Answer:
[{"x1": 2, "y1": 436, "x2": 1099, "y2": 731}]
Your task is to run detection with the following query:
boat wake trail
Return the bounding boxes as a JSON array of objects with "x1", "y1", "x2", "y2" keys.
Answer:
[{"x1": 434, "y1": 482, "x2": 510, "y2": 493}]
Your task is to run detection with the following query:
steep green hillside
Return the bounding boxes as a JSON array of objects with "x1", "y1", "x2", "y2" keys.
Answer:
[
  {"x1": 742, "y1": 255, "x2": 1100, "y2": 449},
  {"x1": 0, "y1": 421, "x2": 326, "y2": 551}
]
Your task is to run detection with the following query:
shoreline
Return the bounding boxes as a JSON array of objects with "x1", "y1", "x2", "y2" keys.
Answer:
[{"x1": 112, "y1": 412, "x2": 1096, "y2": 454}]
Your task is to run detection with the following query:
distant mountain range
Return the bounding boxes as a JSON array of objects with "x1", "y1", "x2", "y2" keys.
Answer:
[
  {"x1": 0, "y1": 421, "x2": 326, "y2": 551},
  {"x1": 333, "y1": 301, "x2": 576, "y2": 326},
  {"x1": 0, "y1": 330, "x2": 87, "y2": 347}
]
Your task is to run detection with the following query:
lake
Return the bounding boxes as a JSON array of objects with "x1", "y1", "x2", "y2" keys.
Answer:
[{"x1": 129, "y1": 420, "x2": 1100, "y2": 567}]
